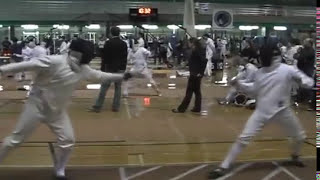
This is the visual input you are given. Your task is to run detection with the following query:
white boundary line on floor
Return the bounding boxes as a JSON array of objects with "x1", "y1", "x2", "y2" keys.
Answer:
[
  {"x1": 119, "y1": 167, "x2": 127, "y2": 180},
  {"x1": 261, "y1": 167, "x2": 282, "y2": 180},
  {"x1": 167, "y1": 117, "x2": 185, "y2": 140},
  {"x1": 217, "y1": 163, "x2": 254, "y2": 180},
  {"x1": 272, "y1": 162, "x2": 301, "y2": 180},
  {"x1": 169, "y1": 164, "x2": 208, "y2": 180},
  {"x1": 127, "y1": 166, "x2": 162, "y2": 180},
  {"x1": 123, "y1": 98, "x2": 132, "y2": 120}
]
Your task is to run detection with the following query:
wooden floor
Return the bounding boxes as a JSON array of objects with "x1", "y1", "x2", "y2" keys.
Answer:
[
  {"x1": 0, "y1": 159, "x2": 315, "y2": 180},
  {"x1": 0, "y1": 68, "x2": 316, "y2": 179}
]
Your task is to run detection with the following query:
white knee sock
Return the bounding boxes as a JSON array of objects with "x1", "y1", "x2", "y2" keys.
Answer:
[
  {"x1": 220, "y1": 141, "x2": 246, "y2": 169},
  {"x1": 54, "y1": 148, "x2": 72, "y2": 177}
]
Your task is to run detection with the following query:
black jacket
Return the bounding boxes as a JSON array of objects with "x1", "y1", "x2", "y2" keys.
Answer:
[
  {"x1": 101, "y1": 37, "x2": 128, "y2": 73},
  {"x1": 297, "y1": 47, "x2": 315, "y2": 77},
  {"x1": 188, "y1": 48, "x2": 207, "y2": 76}
]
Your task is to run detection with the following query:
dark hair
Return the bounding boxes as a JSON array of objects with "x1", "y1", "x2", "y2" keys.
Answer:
[
  {"x1": 12, "y1": 37, "x2": 18, "y2": 43},
  {"x1": 189, "y1": 37, "x2": 202, "y2": 50},
  {"x1": 203, "y1": 34, "x2": 210, "y2": 38},
  {"x1": 21, "y1": 41, "x2": 28, "y2": 47},
  {"x1": 133, "y1": 38, "x2": 139, "y2": 45},
  {"x1": 69, "y1": 38, "x2": 94, "y2": 64},
  {"x1": 292, "y1": 38, "x2": 300, "y2": 45},
  {"x1": 305, "y1": 38, "x2": 313, "y2": 46},
  {"x1": 260, "y1": 38, "x2": 281, "y2": 67},
  {"x1": 110, "y1": 27, "x2": 120, "y2": 37}
]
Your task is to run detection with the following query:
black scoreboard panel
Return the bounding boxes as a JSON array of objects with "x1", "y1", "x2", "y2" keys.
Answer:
[{"x1": 129, "y1": 8, "x2": 159, "y2": 22}]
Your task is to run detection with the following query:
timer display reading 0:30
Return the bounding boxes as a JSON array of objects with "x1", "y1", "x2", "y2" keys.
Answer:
[{"x1": 138, "y1": 8, "x2": 152, "y2": 15}]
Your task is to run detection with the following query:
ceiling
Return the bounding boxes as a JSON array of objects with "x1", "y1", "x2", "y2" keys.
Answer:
[{"x1": 0, "y1": 0, "x2": 315, "y2": 23}]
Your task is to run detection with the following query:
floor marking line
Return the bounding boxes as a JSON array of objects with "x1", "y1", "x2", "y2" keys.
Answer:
[
  {"x1": 169, "y1": 164, "x2": 208, "y2": 180},
  {"x1": 119, "y1": 167, "x2": 127, "y2": 180},
  {"x1": 272, "y1": 162, "x2": 301, "y2": 180},
  {"x1": 167, "y1": 117, "x2": 185, "y2": 140},
  {"x1": 127, "y1": 166, "x2": 162, "y2": 179},
  {"x1": 217, "y1": 163, "x2": 254, "y2": 180},
  {"x1": 138, "y1": 154, "x2": 144, "y2": 166},
  {"x1": 123, "y1": 99, "x2": 132, "y2": 120},
  {"x1": 261, "y1": 167, "x2": 282, "y2": 180}
]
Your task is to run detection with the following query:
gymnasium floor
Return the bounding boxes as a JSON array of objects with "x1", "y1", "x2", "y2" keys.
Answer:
[{"x1": 0, "y1": 68, "x2": 316, "y2": 180}]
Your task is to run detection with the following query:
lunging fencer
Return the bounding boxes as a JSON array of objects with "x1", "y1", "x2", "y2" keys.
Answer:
[
  {"x1": 208, "y1": 39, "x2": 314, "y2": 179},
  {"x1": 0, "y1": 39, "x2": 130, "y2": 180},
  {"x1": 123, "y1": 39, "x2": 161, "y2": 97}
]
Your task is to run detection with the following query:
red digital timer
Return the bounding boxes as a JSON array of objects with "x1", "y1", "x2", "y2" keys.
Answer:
[{"x1": 138, "y1": 8, "x2": 152, "y2": 15}]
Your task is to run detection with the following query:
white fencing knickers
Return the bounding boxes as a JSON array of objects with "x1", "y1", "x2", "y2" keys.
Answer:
[
  {"x1": 0, "y1": 95, "x2": 75, "y2": 170},
  {"x1": 238, "y1": 108, "x2": 306, "y2": 145},
  {"x1": 221, "y1": 108, "x2": 306, "y2": 169}
]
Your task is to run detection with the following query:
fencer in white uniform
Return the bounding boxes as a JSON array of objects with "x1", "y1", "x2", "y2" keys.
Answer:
[
  {"x1": 209, "y1": 40, "x2": 314, "y2": 179},
  {"x1": 31, "y1": 41, "x2": 49, "y2": 58},
  {"x1": 219, "y1": 58, "x2": 258, "y2": 104},
  {"x1": 14, "y1": 42, "x2": 34, "y2": 81},
  {"x1": 282, "y1": 41, "x2": 302, "y2": 98},
  {"x1": 202, "y1": 34, "x2": 215, "y2": 77},
  {"x1": 123, "y1": 41, "x2": 161, "y2": 97},
  {"x1": 220, "y1": 38, "x2": 228, "y2": 59},
  {"x1": 0, "y1": 39, "x2": 125, "y2": 180},
  {"x1": 59, "y1": 39, "x2": 69, "y2": 55}
]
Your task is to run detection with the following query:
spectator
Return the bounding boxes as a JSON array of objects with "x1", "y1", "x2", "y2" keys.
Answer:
[
  {"x1": 2, "y1": 37, "x2": 11, "y2": 52},
  {"x1": 97, "y1": 36, "x2": 106, "y2": 57},
  {"x1": 11, "y1": 37, "x2": 23, "y2": 62},
  {"x1": 295, "y1": 38, "x2": 315, "y2": 110},
  {"x1": 172, "y1": 38, "x2": 207, "y2": 113},
  {"x1": 89, "y1": 26, "x2": 128, "y2": 112}
]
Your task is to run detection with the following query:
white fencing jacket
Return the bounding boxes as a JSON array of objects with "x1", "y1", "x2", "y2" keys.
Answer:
[
  {"x1": 236, "y1": 56, "x2": 314, "y2": 119},
  {"x1": 128, "y1": 47, "x2": 151, "y2": 72},
  {"x1": 205, "y1": 38, "x2": 215, "y2": 60},
  {"x1": 0, "y1": 54, "x2": 123, "y2": 112}
]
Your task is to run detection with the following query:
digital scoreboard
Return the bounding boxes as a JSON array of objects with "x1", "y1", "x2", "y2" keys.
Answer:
[{"x1": 129, "y1": 8, "x2": 158, "y2": 22}]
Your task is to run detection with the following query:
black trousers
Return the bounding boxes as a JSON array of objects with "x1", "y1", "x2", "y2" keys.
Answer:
[{"x1": 178, "y1": 75, "x2": 202, "y2": 112}]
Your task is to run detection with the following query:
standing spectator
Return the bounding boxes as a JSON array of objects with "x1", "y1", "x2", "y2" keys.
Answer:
[
  {"x1": 240, "y1": 39, "x2": 258, "y2": 64},
  {"x1": 202, "y1": 34, "x2": 215, "y2": 77},
  {"x1": 11, "y1": 37, "x2": 23, "y2": 63},
  {"x1": 295, "y1": 38, "x2": 315, "y2": 110},
  {"x1": 220, "y1": 37, "x2": 228, "y2": 59},
  {"x1": 240, "y1": 37, "x2": 247, "y2": 51},
  {"x1": 2, "y1": 37, "x2": 11, "y2": 52},
  {"x1": 283, "y1": 39, "x2": 301, "y2": 66},
  {"x1": 296, "y1": 38, "x2": 315, "y2": 77},
  {"x1": 152, "y1": 37, "x2": 160, "y2": 65},
  {"x1": 159, "y1": 38, "x2": 168, "y2": 65},
  {"x1": 97, "y1": 36, "x2": 106, "y2": 57},
  {"x1": 89, "y1": 27, "x2": 128, "y2": 112},
  {"x1": 176, "y1": 40, "x2": 184, "y2": 66},
  {"x1": 172, "y1": 38, "x2": 207, "y2": 113},
  {"x1": 58, "y1": 36, "x2": 69, "y2": 54}
]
